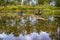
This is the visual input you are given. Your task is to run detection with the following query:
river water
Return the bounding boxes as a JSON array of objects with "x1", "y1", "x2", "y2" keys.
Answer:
[{"x1": 0, "y1": 31, "x2": 51, "y2": 40}]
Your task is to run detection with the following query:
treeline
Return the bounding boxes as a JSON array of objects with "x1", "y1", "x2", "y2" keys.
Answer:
[{"x1": 0, "y1": 0, "x2": 60, "y2": 7}]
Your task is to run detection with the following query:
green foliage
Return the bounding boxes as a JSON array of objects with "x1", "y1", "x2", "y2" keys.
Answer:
[
  {"x1": 55, "y1": 0, "x2": 60, "y2": 7},
  {"x1": 38, "y1": 0, "x2": 51, "y2": 5},
  {"x1": 38, "y1": 0, "x2": 44, "y2": 4}
]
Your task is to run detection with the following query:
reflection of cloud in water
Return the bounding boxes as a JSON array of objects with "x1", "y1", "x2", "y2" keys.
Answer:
[
  {"x1": 0, "y1": 33, "x2": 15, "y2": 40},
  {"x1": 39, "y1": 31, "x2": 51, "y2": 40},
  {"x1": 0, "y1": 16, "x2": 1, "y2": 20},
  {"x1": 0, "y1": 31, "x2": 51, "y2": 40},
  {"x1": 19, "y1": 17, "x2": 26, "y2": 26},
  {"x1": 28, "y1": 16, "x2": 37, "y2": 25},
  {"x1": 49, "y1": 16, "x2": 54, "y2": 21},
  {"x1": 30, "y1": 32, "x2": 39, "y2": 40}
]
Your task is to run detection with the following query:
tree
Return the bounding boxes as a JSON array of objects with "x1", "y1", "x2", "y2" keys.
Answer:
[
  {"x1": 38, "y1": 0, "x2": 51, "y2": 5},
  {"x1": 0, "y1": 0, "x2": 5, "y2": 5},
  {"x1": 55, "y1": 0, "x2": 60, "y2": 7},
  {"x1": 38, "y1": 0, "x2": 44, "y2": 5}
]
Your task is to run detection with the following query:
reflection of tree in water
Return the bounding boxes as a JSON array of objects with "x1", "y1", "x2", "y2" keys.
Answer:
[{"x1": 0, "y1": 15, "x2": 58, "y2": 38}]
